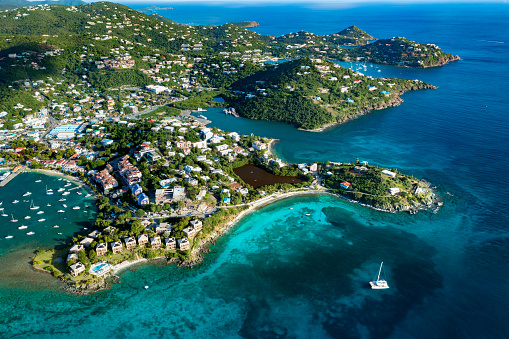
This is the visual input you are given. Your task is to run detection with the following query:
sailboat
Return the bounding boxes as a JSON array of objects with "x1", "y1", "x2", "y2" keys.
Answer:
[
  {"x1": 10, "y1": 214, "x2": 18, "y2": 222},
  {"x1": 370, "y1": 262, "x2": 390, "y2": 289},
  {"x1": 30, "y1": 200, "x2": 40, "y2": 210},
  {"x1": 46, "y1": 186, "x2": 53, "y2": 195}
]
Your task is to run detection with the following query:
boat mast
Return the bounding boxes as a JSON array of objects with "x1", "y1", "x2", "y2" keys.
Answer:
[{"x1": 377, "y1": 262, "x2": 383, "y2": 281}]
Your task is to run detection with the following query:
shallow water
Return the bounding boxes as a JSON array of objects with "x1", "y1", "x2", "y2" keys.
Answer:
[{"x1": 1, "y1": 3, "x2": 509, "y2": 338}]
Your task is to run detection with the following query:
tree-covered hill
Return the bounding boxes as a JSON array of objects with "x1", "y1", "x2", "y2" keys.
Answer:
[{"x1": 230, "y1": 58, "x2": 435, "y2": 130}]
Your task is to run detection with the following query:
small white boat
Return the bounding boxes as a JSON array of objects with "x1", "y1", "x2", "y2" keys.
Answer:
[
  {"x1": 57, "y1": 210, "x2": 65, "y2": 213},
  {"x1": 36, "y1": 211, "x2": 44, "y2": 214},
  {"x1": 1, "y1": 213, "x2": 8, "y2": 217},
  {"x1": 57, "y1": 232, "x2": 62, "y2": 235},
  {"x1": 46, "y1": 186, "x2": 53, "y2": 195},
  {"x1": 0, "y1": 207, "x2": 3, "y2": 211},
  {"x1": 12, "y1": 200, "x2": 19, "y2": 204},
  {"x1": 64, "y1": 183, "x2": 71, "y2": 187},
  {"x1": 47, "y1": 204, "x2": 51, "y2": 207},
  {"x1": 63, "y1": 204, "x2": 67, "y2": 208},
  {"x1": 23, "y1": 192, "x2": 32, "y2": 197},
  {"x1": 5, "y1": 235, "x2": 13, "y2": 239},
  {"x1": 10, "y1": 215, "x2": 18, "y2": 222},
  {"x1": 35, "y1": 180, "x2": 42, "y2": 183},
  {"x1": 18, "y1": 225, "x2": 28, "y2": 230},
  {"x1": 26, "y1": 232, "x2": 35, "y2": 235},
  {"x1": 62, "y1": 192, "x2": 70, "y2": 196},
  {"x1": 46, "y1": 191, "x2": 54, "y2": 195},
  {"x1": 38, "y1": 218, "x2": 46, "y2": 222},
  {"x1": 72, "y1": 206, "x2": 80, "y2": 210},
  {"x1": 57, "y1": 188, "x2": 65, "y2": 192},
  {"x1": 85, "y1": 194, "x2": 92, "y2": 197},
  {"x1": 24, "y1": 216, "x2": 31, "y2": 219},
  {"x1": 305, "y1": 213, "x2": 311, "y2": 216},
  {"x1": 370, "y1": 262, "x2": 390, "y2": 289},
  {"x1": 76, "y1": 192, "x2": 82, "y2": 195},
  {"x1": 59, "y1": 198, "x2": 66, "y2": 202},
  {"x1": 30, "y1": 200, "x2": 39, "y2": 210},
  {"x1": 53, "y1": 225, "x2": 59, "y2": 228},
  {"x1": 144, "y1": 285, "x2": 149, "y2": 289}
]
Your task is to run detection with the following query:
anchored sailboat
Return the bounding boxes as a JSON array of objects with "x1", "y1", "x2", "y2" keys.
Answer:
[{"x1": 370, "y1": 262, "x2": 389, "y2": 289}]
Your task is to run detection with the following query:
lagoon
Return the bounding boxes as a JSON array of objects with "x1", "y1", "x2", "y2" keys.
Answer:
[{"x1": 233, "y1": 164, "x2": 301, "y2": 188}]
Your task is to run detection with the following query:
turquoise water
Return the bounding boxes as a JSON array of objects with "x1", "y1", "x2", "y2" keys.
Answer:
[
  {"x1": 1, "y1": 3, "x2": 509, "y2": 338},
  {"x1": 0, "y1": 172, "x2": 96, "y2": 258}
]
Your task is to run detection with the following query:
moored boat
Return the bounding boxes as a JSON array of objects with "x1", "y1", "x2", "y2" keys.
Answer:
[
  {"x1": 18, "y1": 225, "x2": 28, "y2": 230},
  {"x1": 5, "y1": 235, "x2": 13, "y2": 239},
  {"x1": 370, "y1": 262, "x2": 390, "y2": 289},
  {"x1": 23, "y1": 192, "x2": 32, "y2": 197},
  {"x1": 38, "y1": 218, "x2": 45, "y2": 222},
  {"x1": 26, "y1": 232, "x2": 35, "y2": 235}
]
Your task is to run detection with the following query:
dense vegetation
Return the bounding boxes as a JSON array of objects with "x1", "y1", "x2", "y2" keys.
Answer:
[{"x1": 230, "y1": 58, "x2": 434, "y2": 129}]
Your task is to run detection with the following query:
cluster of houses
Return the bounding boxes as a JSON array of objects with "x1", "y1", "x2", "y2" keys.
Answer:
[{"x1": 67, "y1": 219, "x2": 204, "y2": 277}]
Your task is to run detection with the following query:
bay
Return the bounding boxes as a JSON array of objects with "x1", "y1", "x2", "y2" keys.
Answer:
[{"x1": 1, "y1": 2, "x2": 509, "y2": 338}]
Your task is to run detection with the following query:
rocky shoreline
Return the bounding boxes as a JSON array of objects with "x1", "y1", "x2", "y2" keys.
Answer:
[
  {"x1": 420, "y1": 54, "x2": 461, "y2": 68},
  {"x1": 303, "y1": 83, "x2": 436, "y2": 132}
]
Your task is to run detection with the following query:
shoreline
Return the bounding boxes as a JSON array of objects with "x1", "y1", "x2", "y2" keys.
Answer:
[{"x1": 299, "y1": 85, "x2": 436, "y2": 133}]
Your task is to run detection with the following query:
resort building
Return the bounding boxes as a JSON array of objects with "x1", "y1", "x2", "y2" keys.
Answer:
[
  {"x1": 137, "y1": 193, "x2": 149, "y2": 206},
  {"x1": 88, "y1": 230, "x2": 101, "y2": 239},
  {"x1": 124, "y1": 236, "x2": 137, "y2": 250},
  {"x1": 66, "y1": 253, "x2": 78, "y2": 263},
  {"x1": 111, "y1": 241, "x2": 123, "y2": 254},
  {"x1": 92, "y1": 169, "x2": 118, "y2": 192},
  {"x1": 178, "y1": 238, "x2": 190, "y2": 251},
  {"x1": 252, "y1": 141, "x2": 267, "y2": 151},
  {"x1": 382, "y1": 169, "x2": 397, "y2": 177},
  {"x1": 96, "y1": 243, "x2": 108, "y2": 256},
  {"x1": 155, "y1": 222, "x2": 172, "y2": 234},
  {"x1": 165, "y1": 237, "x2": 176, "y2": 250},
  {"x1": 118, "y1": 157, "x2": 142, "y2": 186},
  {"x1": 190, "y1": 219, "x2": 203, "y2": 231},
  {"x1": 137, "y1": 234, "x2": 149, "y2": 247},
  {"x1": 388, "y1": 187, "x2": 401, "y2": 195},
  {"x1": 183, "y1": 227, "x2": 196, "y2": 239},
  {"x1": 69, "y1": 262, "x2": 86, "y2": 277},
  {"x1": 150, "y1": 236, "x2": 161, "y2": 249},
  {"x1": 131, "y1": 183, "x2": 143, "y2": 196},
  {"x1": 80, "y1": 237, "x2": 95, "y2": 248},
  {"x1": 69, "y1": 244, "x2": 85, "y2": 253}
]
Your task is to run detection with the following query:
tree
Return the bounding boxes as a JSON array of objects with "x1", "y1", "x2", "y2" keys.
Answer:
[{"x1": 135, "y1": 209, "x2": 146, "y2": 218}]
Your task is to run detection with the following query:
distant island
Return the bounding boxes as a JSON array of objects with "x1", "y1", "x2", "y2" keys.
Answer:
[
  {"x1": 138, "y1": 6, "x2": 173, "y2": 13},
  {"x1": 230, "y1": 21, "x2": 260, "y2": 28}
]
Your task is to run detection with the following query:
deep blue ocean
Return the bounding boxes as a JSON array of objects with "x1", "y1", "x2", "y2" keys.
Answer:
[{"x1": 1, "y1": 2, "x2": 508, "y2": 338}]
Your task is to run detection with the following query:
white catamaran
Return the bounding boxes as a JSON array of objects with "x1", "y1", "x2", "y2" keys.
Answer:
[{"x1": 370, "y1": 262, "x2": 390, "y2": 289}]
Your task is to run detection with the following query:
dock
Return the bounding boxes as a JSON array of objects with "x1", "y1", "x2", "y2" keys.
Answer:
[
  {"x1": 181, "y1": 110, "x2": 211, "y2": 125},
  {"x1": 0, "y1": 166, "x2": 26, "y2": 187}
]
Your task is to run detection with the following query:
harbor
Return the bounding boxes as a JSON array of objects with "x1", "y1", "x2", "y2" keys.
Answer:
[{"x1": 0, "y1": 166, "x2": 26, "y2": 187}]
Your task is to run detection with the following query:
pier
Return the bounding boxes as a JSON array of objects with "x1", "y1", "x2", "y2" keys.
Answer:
[
  {"x1": 181, "y1": 110, "x2": 211, "y2": 125},
  {"x1": 0, "y1": 166, "x2": 26, "y2": 187}
]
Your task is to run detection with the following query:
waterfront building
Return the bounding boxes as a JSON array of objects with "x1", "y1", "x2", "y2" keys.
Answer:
[
  {"x1": 111, "y1": 241, "x2": 123, "y2": 254},
  {"x1": 137, "y1": 234, "x2": 149, "y2": 247},
  {"x1": 124, "y1": 236, "x2": 136, "y2": 250},
  {"x1": 165, "y1": 237, "x2": 177, "y2": 250},
  {"x1": 96, "y1": 243, "x2": 108, "y2": 256},
  {"x1": 150, "y1": 237, "x2": 161, "y2": 249},
  {"x1": 177, "y1": 238, "x2": 190, "y2": 250},
  {"x1": 69, "y1": 262, "x2": 85, "y2": 276}
]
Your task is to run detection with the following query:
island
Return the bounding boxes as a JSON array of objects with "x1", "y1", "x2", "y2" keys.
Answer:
[
  {"x1": 229, "y1": 21, "x2": 260, "y2": 28},
  {"x1": 0, "y1": 2, "x2": 446, "y2": 293}
]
